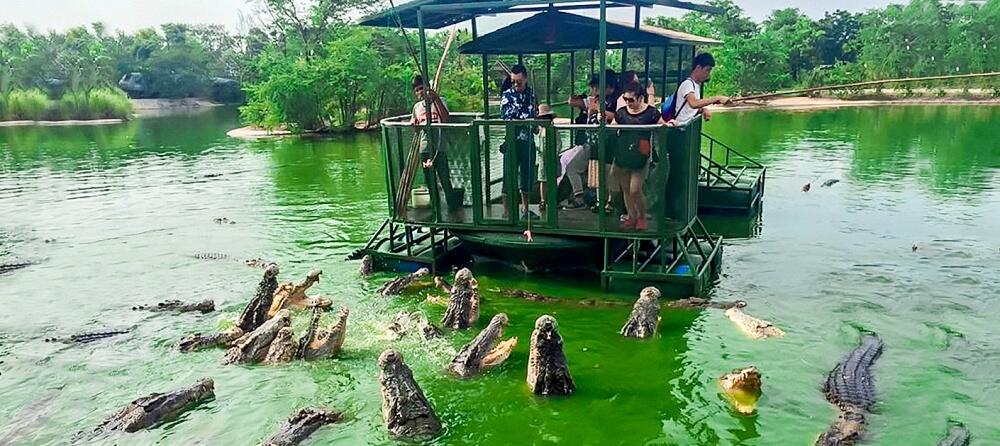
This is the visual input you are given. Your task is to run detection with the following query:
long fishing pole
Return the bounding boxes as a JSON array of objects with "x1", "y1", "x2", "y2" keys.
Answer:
[{"x1": 731, "y1": 72, "x2": 1000, "y2": 103}]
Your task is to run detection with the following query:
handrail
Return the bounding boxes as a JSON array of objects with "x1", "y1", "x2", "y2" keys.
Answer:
[{"x1": 701, "y1": 132, "x2": 762, "y2": 168}]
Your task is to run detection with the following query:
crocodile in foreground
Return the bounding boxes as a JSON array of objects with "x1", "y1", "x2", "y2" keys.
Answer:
[
  {"x1": 725, "y1": 303, "x2": 785, "y2": 339},
  {"x1": 719, "y1": 366, "x2": 762, "y2": 415},
  {"x1": 296, "y1": 307, "x2": 349, "y2": 360},
  {"x1": 378, "y1": 349, "x2": 442, "y2": 439},
  {"x1": 94, "y1": 378, "x2": 214, "y2": 433},
  {"x1": 177, "y1": 327, "x2": 244, "y2": 352},
  {"x1": 223, "y1": 309, "x2": 291, "y2": 365},
  {"x1": 620, "y1": 287, "x2": 661, "y2": 339},
  {"x1": 268, "y1": 269, "x2": 331, "y2": 317},
  {"x1": 447, "y1": 313, "x2": 518, "y2": 378},
  {"x1": 440, "y1": 268, "x2": 480, "y2": 329},
  {"x1": 527, "y1": 315, "x2": 575, "y2": 396},
  {"x1": 260, "y1": 407, "x2": 341, "y2": 446},
  {"x1": 378, "y1": 268, "x2": 429, "y2": 296},
  {"x1": 236, "y1": 264, "x2": 280, "y2": 333},
  {"x1": 132, "y1": 299, "x2": 215, "y2": 313},
  {"x1": 816, "y1": 334, "x2": 883, "y2": 445}
]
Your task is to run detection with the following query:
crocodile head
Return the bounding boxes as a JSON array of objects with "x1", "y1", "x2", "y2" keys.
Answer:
[
  {"x1": 620, "y1": 287, "x2": 661, "y2": 339},
  {"x1": 359, "y1": 254, "x2": 374, "y2": 276},
  {"x1": 300, "y1": 307, "x2": 349, "y2": 360},
  {"x1": 448, "y1": 313, "x2": 518, "y2": 378},
  {"x1": 719, "y1": 366, "x2": 762, "y2": 415},
  {"x1": 97, "y1": 378, "x2": 215, "y2": 433},
  {"x1": 223, "y1": 309, "x2": 291, "y2": 365},
  {"x1": 378, "y1": 349, "x2": 442, "y2": 439},
  {"x1": 453, "y1": 268, "x2": 473, "y2": 286},
  {"x1": 304, "y1": 268, "x2": 322, "y2": 286},
  {"x1": 263, "y1": 327, "x2": 297, "y2": 364},
  {"x1": 526, "y1": 315, "x2": 576, "y2": 396}
]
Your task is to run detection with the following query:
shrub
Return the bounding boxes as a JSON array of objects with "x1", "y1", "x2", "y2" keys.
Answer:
[
  {"x1": 88, "y1": 88, "x2": 133, "y2": 119},
  {"x1": 6, "y1": 89, "x2": 49, "y2": 120}
]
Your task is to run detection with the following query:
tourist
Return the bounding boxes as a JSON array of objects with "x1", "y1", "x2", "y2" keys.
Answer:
[
  {"x1": 410, "y1": 75, "x2": 458, "y2": 212},
  {"x1": 535, "y1": 104, "x2": 558, "y2": 212},
  {"x1": 585, "y1": 73, "x2": 622, "y2": 216},
  {"x1": 499, "y1": 64, "x2": 539, "y2": 220},
  {"x1": 667, "y1": 52, "x2": 730, "y2": 126},
  {"x1": 616, "y1": 70, "x2": 656, "y2": 110},
  {"x1": 612, "y1": 82, "x2": 661, "y2": 231}
]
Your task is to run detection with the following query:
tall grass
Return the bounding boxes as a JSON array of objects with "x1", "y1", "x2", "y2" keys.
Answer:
[{"x1": 1, "y1": 87, "x2": 133, "y2": 122}]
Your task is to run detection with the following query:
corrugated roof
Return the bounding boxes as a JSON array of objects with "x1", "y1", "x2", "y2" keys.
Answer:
[{"x1": 458, "y1": 11, "x2": 718, "y2": 54}]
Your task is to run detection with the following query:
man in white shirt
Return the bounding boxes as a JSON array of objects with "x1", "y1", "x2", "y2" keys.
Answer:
[{"x1": 672, "y1": 52, "x2": 730, "y2": 125}]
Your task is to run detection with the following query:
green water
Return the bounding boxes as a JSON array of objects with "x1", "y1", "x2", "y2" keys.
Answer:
[{"x1": 1, "y1": 106, "x2": 998, "y2": 445}]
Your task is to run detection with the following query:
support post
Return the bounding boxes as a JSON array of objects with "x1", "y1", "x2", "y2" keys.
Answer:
[
  {"x1": 546, "y1": 52, "x2": 552, "y2": 105},
  {"x1": 598, "y1": 0, "x2": 608, "y2": 233}
]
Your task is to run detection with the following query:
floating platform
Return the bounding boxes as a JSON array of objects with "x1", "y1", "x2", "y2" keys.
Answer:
[{"x1": 697, "y1": 133, "x2": 766, "y2": 214}]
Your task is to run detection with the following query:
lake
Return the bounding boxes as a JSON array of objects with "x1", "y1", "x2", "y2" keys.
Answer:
[{"x1": 1, "y1": 105, "x2": 998, "y2": 445}]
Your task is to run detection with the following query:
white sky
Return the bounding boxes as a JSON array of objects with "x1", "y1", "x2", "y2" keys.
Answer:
[{"x1": 3, "y1": 0, "x2": 901, "y2": 33}]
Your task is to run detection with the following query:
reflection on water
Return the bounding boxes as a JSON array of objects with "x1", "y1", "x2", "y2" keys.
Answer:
[{"x1": 0, "y1": 106, "x2": 998, "y2": 445}]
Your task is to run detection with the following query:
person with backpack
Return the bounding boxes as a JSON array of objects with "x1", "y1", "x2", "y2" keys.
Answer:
[{"x1": 662, "y1": 52, "x2": 731, "y2": 126}]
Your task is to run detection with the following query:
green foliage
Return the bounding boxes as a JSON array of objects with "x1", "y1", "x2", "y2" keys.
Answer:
[
  {"x1": 4, "y1": 89, "x2": 48, "y2": 120},
  {"x1": 0, "y1": 87, "x2": 131, "y2": 121}
]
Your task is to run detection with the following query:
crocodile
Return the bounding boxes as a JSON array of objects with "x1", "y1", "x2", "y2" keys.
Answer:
[
  {"x1": 296, "y1": 307, "x2": 349, "y2": 360},
  {"x1": 45, "y1": 329, "x2": 130, "y2": 344},
  {"x1": 620, "y1": 287, "x2": 661, "y2": 339},
  {"x1": 448, "y1": 313, "x2": 518, "y2": 378},
  {"x1": 236, "y1": 264, "x2": 280, "y2": 333},
  {"x1": 527, "y1": 315, "x2": 575, "y2": 396},
  {"x1": 816, "y1": 334, "x2": 883, "y2": 446},
  {"x1": 213, "y1": 217, "x2": 236, "y2": 225},
  {"x1": 359, "y1": 254, "x2": 374, "y2": 276},
  {"x1": 440, "y1": 268, "x2": 480, "y2": 330},
  {"x1": 937, "y1": 425, "x2": 971, "y2": 446},
  {"x1": 377, "y1": 268, "x2": 430, "y2": 296},
  {"x1": 667, "y1": 297, "x2": 745, "y2": 310},
  {"x1": 725, "y1": 303, "x2": 785, "y2": 339},
  {"x1": 387, "y1": 311, "x2": 443, "y2": 341},
  {"x1": 268, "y1": 269, "x2": 330, "y2": 317},
  {"x1": 0, "y1": 261, "x2": 35, "y2": 275},
  {"x1": 378, "y1": 349, "x2": 442, "y2": 439},
  {"x1": 494, "y1": 288, "x2": 630, "y2": 307},
  {"x1": 177, "y1": 327, "x2": 244, "y2": 352},
  {"x1": 263, "y1": 327, "x2": 297, "y2": 364},
  {"x1": 190, "y1": 252, "x2": 274, "y2": 269},
  {"x1": 261, "y1": 407, "x2": 341, "y2": 446},
  {"x1": 95, "y1": 378, "x2": 214, "y2": 433},
  {"x1": 222, "y1": 309, "x2": 291, "y2": 365},
  {"x1": 132, "y1": 299, "x2": 215, "y2": 313},
  {"x1": 719, "y1": 366, "x2": 762, "y2": 415},
  {"x1": 821, "y1": 179, "x2": 840, "y2": 187}
]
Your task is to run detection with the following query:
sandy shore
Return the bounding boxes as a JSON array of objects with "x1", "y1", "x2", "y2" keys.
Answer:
[
  {"x1": 226, "y1": 126, "x2": 306, "y2": 140},
  {"x1": 711, "y1": 95, "x2": 1000, "y2": 113},
  {"x1": 0, "y1": 118, "x2": 126, "y2": 127}
]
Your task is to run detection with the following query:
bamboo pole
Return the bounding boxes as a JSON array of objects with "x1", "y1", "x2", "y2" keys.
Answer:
[{"x1": 731, "y1": 72, "x2": 1000, "y2": 103}]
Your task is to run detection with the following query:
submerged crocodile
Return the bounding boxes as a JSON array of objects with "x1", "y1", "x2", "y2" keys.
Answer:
[
  {"x1": 295, "y1": 307, "x2": 349, "y2": 361},
  {"x1": 191, "y1": 252, "x2": 274, "y2": 269},
  {"x1": 378, "y1": 349, "x2": 442, "y2": 439},
  {"x1": 494, "y1": 288, "x2": 630, "y2": 307},
  {"x1": 440, "y1": 268, "x2": 480, "y2": 329},
  {"x1": 132, "y1": 299, "x2": 215, "y2": 313},
  {"x1": 527, "y1": 315, "x2": 575, "y2": 396},
  {"x1": 223, "y1": 309, "x2": 291, "y2": 365},
  {"x1": 177, "y1": 327, "x2": 244, "y2": 352},
  {"x1": 719, "y1": 366, "x2": 762, "y2": 415},
  {"x1": 621, "y1": 287, "x2": 661, "y2": 339},
  {"x1": 0, "y1": 261, "x2": 35, "y2": 275},
  {"x1": 725, "y1": 303, "x2": 785, "y2": 339},
  {"x1": 667, "y1": 297, "x2": 745, "y2": 310},
  {"x1": 359, "y1": 254, "x2": 374, "y2": 276},
  {"x1": 821, "y1": 179, "x2": 841, "y2": 187},
  {"x1": 95, "y1": 378, "x2": 214, "y2": 433},
  {"x1": 45, "y1": 329, "x2": 130, "y2": 344},
  {"x1": 261, "y1": 407, "x2": 341, "y2": 446},
  {"x1": 268, "y1": 269, "x2": 331, "y2": 317},
  {"x1": 236, "y1": 264, "x2": 280, "y2": 333},
  {"x1": 937, "y1": 425, "x2": 971, "y2": 446},
  {"x1": 816, "y1": 334, "x2": 883, "y2": 446},
  {"x1": 378, "y1": 268, "x2": 429, "y2": 296},
  {"x1": 448, "y1": 313, "x2": 518, "y2": 378}
]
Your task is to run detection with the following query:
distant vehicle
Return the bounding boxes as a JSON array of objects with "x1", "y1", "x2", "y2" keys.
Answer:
[{"x1": 118, "y1": 72, "x2": 243, "y2": 103}]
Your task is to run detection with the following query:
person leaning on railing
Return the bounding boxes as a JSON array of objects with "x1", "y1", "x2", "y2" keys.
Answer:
[{"x1": 410, "y1": 75, "x2": 459, "y2": 213}]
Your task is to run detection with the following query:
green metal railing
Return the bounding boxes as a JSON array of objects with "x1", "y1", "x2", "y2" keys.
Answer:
[
  {"x1": 700, "y1": 132, "x2": 765, "y2": 189},
  {"x1": 379, "y1": 113, "x2": 704, "y2": 240}
]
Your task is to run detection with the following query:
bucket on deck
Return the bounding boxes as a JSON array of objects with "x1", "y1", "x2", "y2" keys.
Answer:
[{"x1": 411, "y1": 187, "x2": 431, "y2": 208}]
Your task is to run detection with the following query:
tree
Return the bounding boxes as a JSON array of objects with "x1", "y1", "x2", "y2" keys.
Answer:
[
  {"x1": 764, "y1": 8, "x2": 824, "y2": 82},
  {"x1": 817, "y1": 10, "x2": 862, "y2": 65}
]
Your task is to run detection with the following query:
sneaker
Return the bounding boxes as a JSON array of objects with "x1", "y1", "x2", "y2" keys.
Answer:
[
  {"x1": 619, "y1": 217, "x2": 635, "y2": 231},
  {"x1": 634, "y1": 218, "x2": 648, "y2": 231}
]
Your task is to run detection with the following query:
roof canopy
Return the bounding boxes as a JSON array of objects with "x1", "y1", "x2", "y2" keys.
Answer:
[
  {"x1": 457, "y1": 10, "x2": 719, "y2": 54},
  {"x1": 358, "y1": 0, "x2": 722, "y2": 30}
]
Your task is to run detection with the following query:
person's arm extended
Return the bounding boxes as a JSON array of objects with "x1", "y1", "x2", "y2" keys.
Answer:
[{"x1": 685, "y1": 92, "x2": 730, "y2": 109}]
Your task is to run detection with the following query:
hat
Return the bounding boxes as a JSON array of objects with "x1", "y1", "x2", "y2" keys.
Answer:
[{"x1": 537, "y1": 104, "x2": 556, "y2": 119}]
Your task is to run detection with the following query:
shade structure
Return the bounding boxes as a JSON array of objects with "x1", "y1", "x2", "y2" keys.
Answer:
[
  {"x1": 357, "y1": 0, "x2": 722, "y2": 30},
  {"x1": 457, "y1": 10, "x2": 719, "y2": 55}
]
